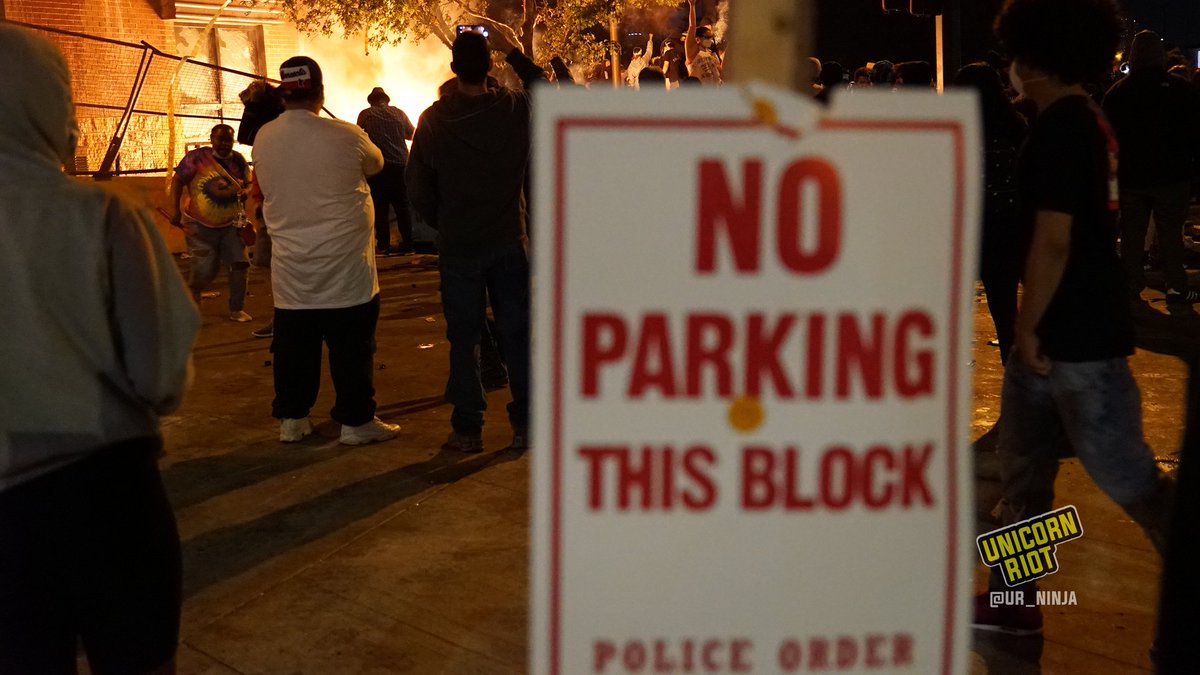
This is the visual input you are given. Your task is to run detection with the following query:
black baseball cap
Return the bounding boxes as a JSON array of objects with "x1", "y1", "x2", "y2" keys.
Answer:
[{"x1": 278, "y1": 56, "x2": 323, "y2": 98}]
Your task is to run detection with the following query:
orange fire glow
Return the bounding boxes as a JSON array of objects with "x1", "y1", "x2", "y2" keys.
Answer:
[{"x1": 299, "y1": 33, "x2": 453, "y2": 130}]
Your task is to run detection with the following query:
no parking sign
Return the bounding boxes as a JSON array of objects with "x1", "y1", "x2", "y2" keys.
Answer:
[{"x1": 531, "y1": 86, "x2": 980, "y2": 674}]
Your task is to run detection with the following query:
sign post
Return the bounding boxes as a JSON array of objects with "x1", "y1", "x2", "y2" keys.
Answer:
[
  {"x1": 530, "y1": 81, "x2": 979, "y2": 675},
  {"x1": 725, "y1": 0, "x2": 811, "y2": 91}
]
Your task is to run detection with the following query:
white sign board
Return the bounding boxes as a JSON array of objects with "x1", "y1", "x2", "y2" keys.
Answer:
[{"x1": 531, "y1": 86, "x2": 979, "y2": 675}]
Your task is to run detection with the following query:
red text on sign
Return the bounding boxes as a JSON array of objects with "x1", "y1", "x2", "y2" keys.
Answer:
[
  {"x1": 580, "y1": 310, "x2": 935, "y2": 401},
  {"x1": 579, "y1": 445, "x2": 718, "y2": 512},
  {"x1": 695, "y1": 158, "x2": 842, "y2": 275},
  {"x1": 776, "y1": 633, "x2": 915, "y2": 671},
  {"x1": 593, "y1": 637, "x2": 753, "y2": 673},
  {"x1": 741, "y1": 443, "x2": 935, "y2": 511}
]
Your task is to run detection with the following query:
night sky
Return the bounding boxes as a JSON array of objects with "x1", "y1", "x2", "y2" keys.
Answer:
[
  {"x1": 1124, "y1": 0, "x2": 1200, "y2": 48},
  {"x1": 814, "y1": 0, "x2": 1018, "y2": 73},
  {"x1": 616, "y1": 1, "x2": 1199, "y2": 73},
  {"x1": 814, "y1": 0, "x2": 1199, "y2": 75}
]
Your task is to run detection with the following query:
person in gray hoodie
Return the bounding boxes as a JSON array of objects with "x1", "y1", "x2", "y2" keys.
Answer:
[
  {"x1": 407, "y1": 23, "x2": 544, "y2": 453},
  {"x1": 0, "y1": 24, "x2": 200, "y2": 675}
]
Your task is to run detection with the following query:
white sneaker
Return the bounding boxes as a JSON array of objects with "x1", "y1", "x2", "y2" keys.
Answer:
[
  {"x1": 280, "y1": 417, "x2": 313, "y2": 442},
  {"x1": 229, "y1": 310, "x2": 253, "y2": 323},
  {"x1": 339, "y1": 417, "x2": 400, "y2": 445}
]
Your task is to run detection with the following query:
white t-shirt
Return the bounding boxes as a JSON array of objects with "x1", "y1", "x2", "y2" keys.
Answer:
[
  {"x1": 689, "y1": 51, "x2": 722, "y2": 85},
  {"x1": 252, "y1": 109, "x2": 385, "y2": 309}
]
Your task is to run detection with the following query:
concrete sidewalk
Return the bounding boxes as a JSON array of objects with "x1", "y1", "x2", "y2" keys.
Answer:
[{"x1": 140, "y1": 257, "x2": 1186, "y2": 674}]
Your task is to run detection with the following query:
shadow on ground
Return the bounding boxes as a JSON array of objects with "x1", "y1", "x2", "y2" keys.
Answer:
[{"x1": 179, "y1": 446, "x2": 524, "y2": 598}]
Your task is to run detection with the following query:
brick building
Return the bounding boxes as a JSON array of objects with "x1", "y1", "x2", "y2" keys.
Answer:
[{"x1": 0, "y1": 0, "x2": 299, "y2": 174}]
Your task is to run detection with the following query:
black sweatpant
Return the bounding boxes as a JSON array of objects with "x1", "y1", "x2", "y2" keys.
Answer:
[
  {"x1": 271, "y1": 295, "x2": 381, "y2": 426},
  {"x1": 0, "y1": 437, "x2": 181, "y2": 675}
]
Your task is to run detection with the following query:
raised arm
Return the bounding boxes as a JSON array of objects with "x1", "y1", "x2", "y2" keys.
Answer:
[
  {"x1": 685, "y1": 0, "x2": 699, "y2": 65},
  {"x1": 476, "y1": 17, "x2": 547, "y2": 90}
]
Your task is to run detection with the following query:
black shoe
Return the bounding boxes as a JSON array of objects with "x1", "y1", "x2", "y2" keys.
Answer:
[
  {"x1": 251, "y1": 321, "x2": 274, "y2": 338},
  {"x1": 972, "y1": 592, "x2": 1043, "y2": 636},
  {"x1": 511, "y1": 428, "x2": 530, "y2": 450},
  {"x1": 1165, "y1": 289, "x2": 1200, "y2": 304},
  {"x1": 443, "y1": 430, "x2": 483, "y2": 453}
]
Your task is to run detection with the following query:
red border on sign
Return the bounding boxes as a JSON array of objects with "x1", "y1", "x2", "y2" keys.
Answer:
[{"x1": 549, "y1": 115, "x2": 966, "y2": 675}]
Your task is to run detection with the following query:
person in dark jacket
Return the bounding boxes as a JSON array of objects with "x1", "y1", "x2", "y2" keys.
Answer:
[
  {"x1": 1103, "y1": 30, "x2": 1200, "y2": 303},
  {"x1": 407, "y1": 24, "x2": 544, "y2": 453},
  {"x1": 955, "y1": 63, "x2": 1028, "y2": 364}
]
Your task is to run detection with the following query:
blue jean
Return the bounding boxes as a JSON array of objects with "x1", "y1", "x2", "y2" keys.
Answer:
[
  {"x1": 438, "y1": 243, "x2": 530, "y2": 434},
  {"x1": 989, "y1": 356, "x2": 1167, "y2": 592},
  {"x1": 185, "y1": 224, "x2": 248, "y2": 312}
]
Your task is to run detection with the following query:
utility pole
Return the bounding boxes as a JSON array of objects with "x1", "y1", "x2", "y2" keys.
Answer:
[
  {"x1": 610, "y1": 12, "x2": 620, "y2": 88},
  {"x1": 726, "y1": 0, "x2": 812, "y2": 92}
]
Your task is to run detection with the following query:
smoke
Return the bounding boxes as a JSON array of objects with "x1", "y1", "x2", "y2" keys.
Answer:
[
  {"x1": 619, "y1": 0, "x2": 729, "y2": 42},
  {"x1": 713, "y1": 1, "x2": 729, "y2": 43},
  {"x1": 298, "y1": 33, "x2": 453, "y2": 124}
]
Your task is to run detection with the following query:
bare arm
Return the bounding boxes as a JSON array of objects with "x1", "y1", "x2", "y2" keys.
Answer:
[
  {"x1": 685, "y1": 0, "x2": 698, "y2": 64},
  {"x1": 168, "y1": 175, "x2": 185, "y2": 223},
  {"x1": 1015, "y1": 210, "x2": 1073, "y2": 375}
]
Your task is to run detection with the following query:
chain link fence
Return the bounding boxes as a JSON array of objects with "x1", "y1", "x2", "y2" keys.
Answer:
[{"x1": 6, "y1": 20, "x2": 271, "y2": 177}]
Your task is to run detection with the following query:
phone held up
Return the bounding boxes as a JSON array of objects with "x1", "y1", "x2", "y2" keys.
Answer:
[{"x1": 456, "y1": 24, "x2": 490, "y2": 39}]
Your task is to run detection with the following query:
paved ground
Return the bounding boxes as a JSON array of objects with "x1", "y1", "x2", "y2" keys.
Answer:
[{"x1": 88, "y1": 253, "x2": 1193, "y2": 674}]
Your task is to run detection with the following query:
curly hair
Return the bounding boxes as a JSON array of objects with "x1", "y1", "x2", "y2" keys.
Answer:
[{"x1": 994, "y1": 0, "x2": 1121, "y2": 84}]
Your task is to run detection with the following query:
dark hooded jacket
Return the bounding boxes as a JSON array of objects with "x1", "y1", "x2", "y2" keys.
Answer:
[
  {"x1": 407, "y1": 50, "x2": 546, "y2": 257},
  {"x1": 1103, "y1": 67, "x2": 1200, "y2": 189}
]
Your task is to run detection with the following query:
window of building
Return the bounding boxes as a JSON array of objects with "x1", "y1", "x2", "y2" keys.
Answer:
[{"x1": 173, "y1": 24, "x2": 265, "y2": 108}]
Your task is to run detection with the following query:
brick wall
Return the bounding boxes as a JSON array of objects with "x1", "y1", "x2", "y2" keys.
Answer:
[
  {"x1": 3, "y1": 0, "x2": 175, "y2": 50},
  {"x1": 4, "y1": 0, "x2": 297, "y2": 173},
  {"x1": 263, "y1": 24, "x2": 300, "y2": 78}
]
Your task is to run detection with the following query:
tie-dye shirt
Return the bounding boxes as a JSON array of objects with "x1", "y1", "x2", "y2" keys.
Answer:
[{"x1": 174, "y1": 147, "x2": 248, "y2": 228}]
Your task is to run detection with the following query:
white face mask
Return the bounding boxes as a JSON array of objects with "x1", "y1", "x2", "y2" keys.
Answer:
[
  {"x1": 1009, "y1": 60, "x2": 1046, "y2": 97},
  {"x1": 701, "y1": 38, "x2": 714, "y2": 49}
]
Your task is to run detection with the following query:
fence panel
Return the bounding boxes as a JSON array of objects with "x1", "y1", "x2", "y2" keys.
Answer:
[{"x1": 5, "y1": 20, "x2": 274, "y2": 176}]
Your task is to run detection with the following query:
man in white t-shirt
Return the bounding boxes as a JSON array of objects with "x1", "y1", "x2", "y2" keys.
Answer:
[{"x1": 252, "y1": 56, "x2": 400, "y2": 445}]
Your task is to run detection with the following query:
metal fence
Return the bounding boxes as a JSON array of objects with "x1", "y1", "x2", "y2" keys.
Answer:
[{"x1": 5, "y1": 20, "x2": 272, "y2": 177}]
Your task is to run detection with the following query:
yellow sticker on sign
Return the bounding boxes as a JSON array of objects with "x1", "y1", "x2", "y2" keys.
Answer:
[{"x1": 976, "y1": 505, "x2": 1084, "y2": 586}]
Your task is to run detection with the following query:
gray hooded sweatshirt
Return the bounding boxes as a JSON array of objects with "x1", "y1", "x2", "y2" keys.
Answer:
[{"x1": 0, "y1": 25, "x2": 201, "y2": 492}]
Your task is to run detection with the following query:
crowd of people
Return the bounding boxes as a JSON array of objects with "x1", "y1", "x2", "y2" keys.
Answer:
[
  {"x1": 0, "y1": 15, "x2": 542, "y2": 672},
  {"x1": 1, "y1": 0, "x2": 1197, "y2": 670}
]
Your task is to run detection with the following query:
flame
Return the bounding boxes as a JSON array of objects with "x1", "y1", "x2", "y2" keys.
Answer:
[{"x1": 298, "y1": 33, "x2": 454, "y2": 128}]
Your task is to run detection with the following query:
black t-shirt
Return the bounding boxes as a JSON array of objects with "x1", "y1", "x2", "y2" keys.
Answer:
[{"x1": 1017, "y1": 95, "x2": 1134, "y2": 361}]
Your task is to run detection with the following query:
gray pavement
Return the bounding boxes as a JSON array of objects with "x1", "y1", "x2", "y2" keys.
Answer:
[{"x1": 103, "y1": 256, "x2": 1190, "y2": 674}]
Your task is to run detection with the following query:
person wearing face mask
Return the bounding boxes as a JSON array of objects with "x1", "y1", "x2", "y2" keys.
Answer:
[
  {"x1": 974, "y1": 0, "x2": 1175, "y2": 639},
  {"x1": 168, "y1": 124, "x2": 254, "y2": 322},
  {"x1": 685, "y1": 0, "x2": 722, "y2": 86}
]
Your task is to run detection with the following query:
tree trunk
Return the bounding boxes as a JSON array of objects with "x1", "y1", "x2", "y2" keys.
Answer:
[{"x1": 522, "y1": 0, "x2": 537, "y2": 58}]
